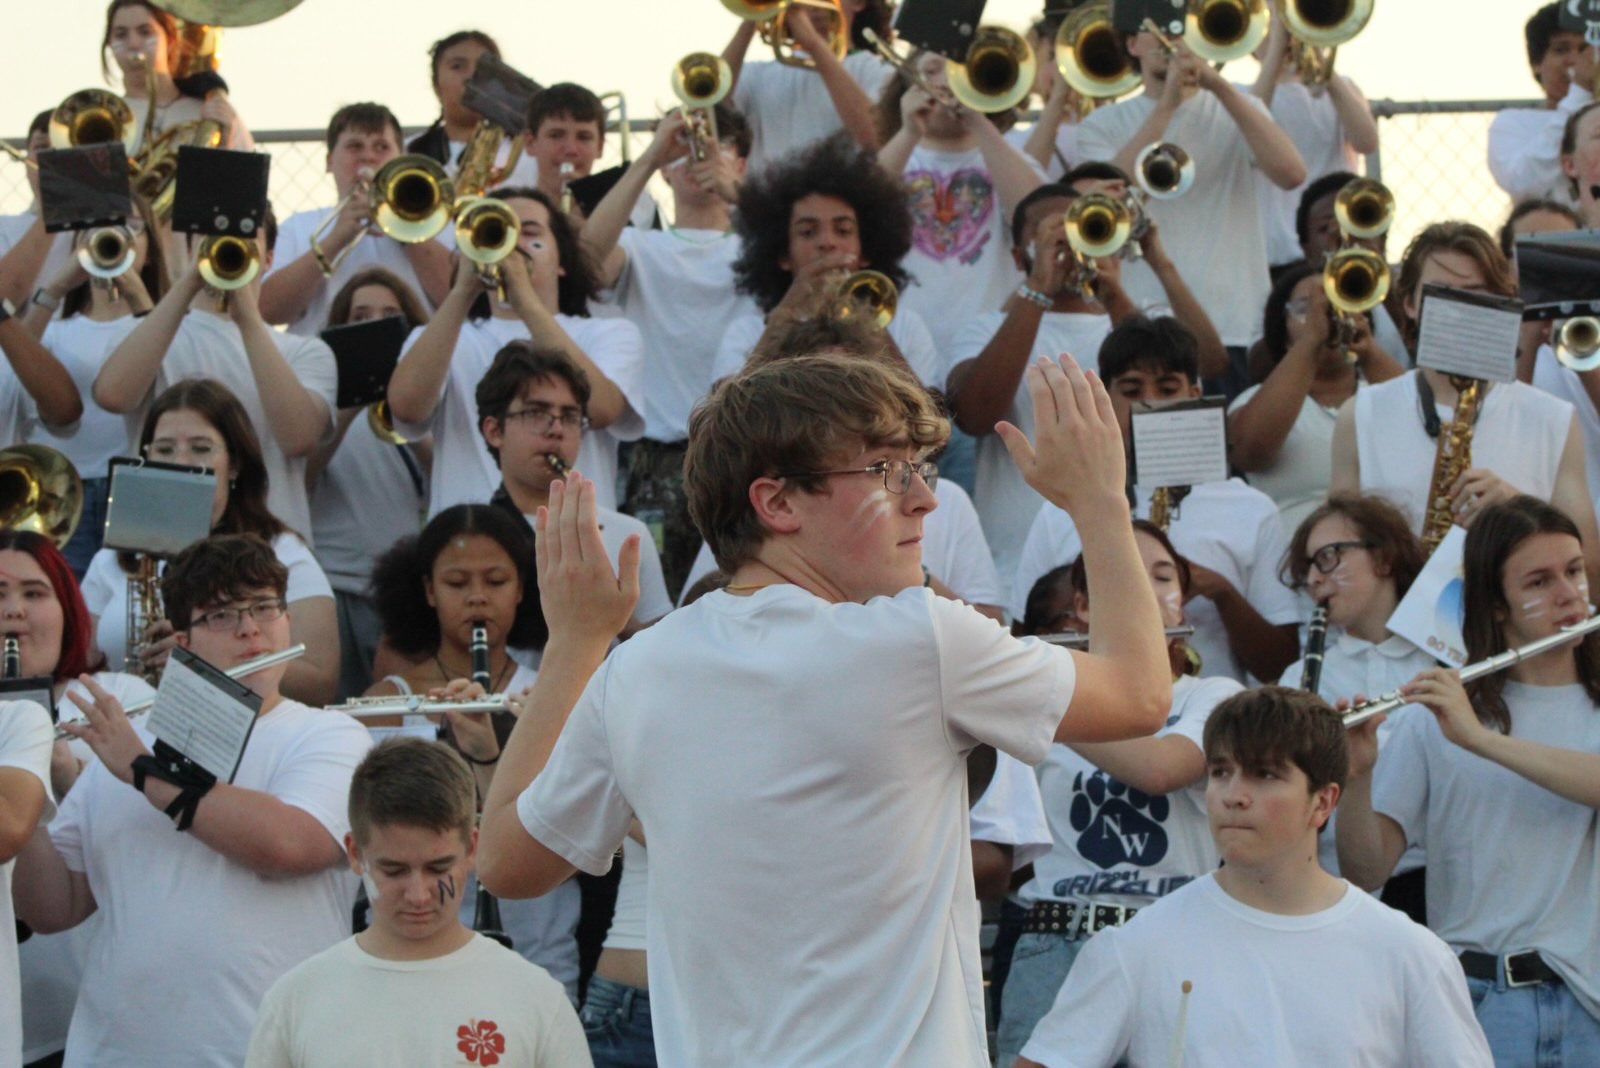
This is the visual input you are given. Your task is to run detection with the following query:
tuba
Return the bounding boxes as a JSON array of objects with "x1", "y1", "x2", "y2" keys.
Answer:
[
  {"x1": 1418, "y1": 378, "x2": 1483, "y2": 553},
  {"x1": 1056, "y1": 1, "x2": 1142, "y2": 100},
  {"x1": 0, "y1": 446, "x2": 84, "y2": 549},
  {"x1": 673, "y1": 53, "x2": 733, "y2": 162}
]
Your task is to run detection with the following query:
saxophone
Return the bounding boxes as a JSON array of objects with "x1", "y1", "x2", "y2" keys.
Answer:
[
  {"x1": 1148, "y1": 485, "x2": 1191, "y2": 533},
  {"x1": 124, "y1": 556, "x2": 164, "y2": 686},
  {"x1": 1419, "y1": 376, "x2": 1484, "y2": 553}
]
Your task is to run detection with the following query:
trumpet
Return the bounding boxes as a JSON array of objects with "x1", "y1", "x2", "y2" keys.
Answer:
[
  {"x1": 1334, "y1": 178, "x2": 1394, "y2": 241},
  {"x1": 863, "y1": 29, "x2": 957, "y2": 109},
  {"x1": 1323, "y1": 247, "x2": 1390, "y2": 316},
  {"x1": 1136, "y1": 142, "x2": 1194, "y2": 200},
  {"x1": 1324, "y1": 178, "x2": 1394, "y2": 353},
  {"x1": 1283, "y1": 0, "x2": 1374, "y2": 90},
  {"x1": 947, "y1": 26, "x2": 1037, "y2": 114},
  {"x1": 56, "y1": 644, "x2": 306, "y2": 740},
  {"x1": 455, "y1": 196, "x2": 521, "y2": 301},
  {"x1": 1343, "y1": 615, "x2": 1600, "y2": 728},
  {"x1": 78, "y1": 225, "x2": 137, "y2": 301},
  {"x1": 1041, "y1": 625, "x2": 1195, "y2": 648},
  {"x1": 1185, "y1": 0, "x2": 1271, "y2": 65},
  {"x1": 311, "y1": 155, "x2": 454, "y2": 276},
  {"x1": 196, "y1": 233, "x2": 260, "y2": 309},
  {"x1": 1056, "y1": 1, "x2": 1142, "y2": 101},
  {"x1": 0, "y1": 444, "x2": 84, "y2": 549},
  {"x1": 673, "y1": 52, "x2": 733, "y2": 162},
  {"x1": 1062, "y1": 193, "x2": 1133, "y2": 298},
  {"x1": 723, "y1": 0, "x2": 849, "y2": 70},
  {"x1": 48, "y1": 89, "x2": 137, "y2": 150},
  {"x1": 834, "y1": 270, "x2": 897, "y2": 330},
  {"x1": 1556, "y1": 317, "x2": 1600, "y2": 373}
]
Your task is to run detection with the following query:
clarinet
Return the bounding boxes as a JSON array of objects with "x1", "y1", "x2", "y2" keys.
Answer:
[
  {"x1": 3, "y1": 637, "x2": 19, "y2": 679},
  {"x1": 470, "y1": 625, "x2": 491, "y2": 689},
  {"x1": 1301, "y1": 605, "x2": 1329, "y2": 694},
  {"x1": 465, "y1": 623, "x2": 512, "y2": 948}
]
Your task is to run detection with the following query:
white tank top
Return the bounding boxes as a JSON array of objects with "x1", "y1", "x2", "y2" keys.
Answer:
[
  {"x1": 1354, "y1": 372, "x2": 1572, "y2": 533},
  {"x1": 601, "y1": 836, "x2": 648, "y2": 953}
]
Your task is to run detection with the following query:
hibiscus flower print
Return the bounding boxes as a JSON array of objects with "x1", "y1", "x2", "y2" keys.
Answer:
[{"x1": 457, "y1": 1019, "x2": 507, "y2": 1065}]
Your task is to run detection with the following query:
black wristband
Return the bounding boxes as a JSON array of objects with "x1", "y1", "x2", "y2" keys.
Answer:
[
  {"x1": 131, "y1": 753, "x2": 217, "y2": 831},
  {"x1": 459, "y1": 750, "x2": 500, "y2": 767}
]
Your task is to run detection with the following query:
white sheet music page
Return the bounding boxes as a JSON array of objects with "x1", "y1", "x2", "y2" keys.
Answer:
[
  {"x1": 146, "y1": 651, "x2": 259, "y2": 782},
  {"x1": 1386, "y1": 525, "x2": 1468, "y2": 667},
  {"x1": 1415, "y1": 284, "x2": 1522, "y2": 384},
  {"x1": 1131, "y1": 398, "x2": 1229, "y2": 488}
]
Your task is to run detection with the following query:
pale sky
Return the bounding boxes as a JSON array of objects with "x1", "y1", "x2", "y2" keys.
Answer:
[{"x1": 1, "y1": 1, "x2": 1549, "y2": 242}]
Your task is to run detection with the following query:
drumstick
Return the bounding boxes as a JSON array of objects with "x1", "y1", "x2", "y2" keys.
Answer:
[{"x1": 1168, "y1": 980, "x2": 1192, "y2": 1068}]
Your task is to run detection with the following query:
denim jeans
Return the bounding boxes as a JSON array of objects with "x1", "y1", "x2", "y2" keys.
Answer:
[
  {"x1": 582, "y1": 974, "x2": 656, "y2": 1068},
  {"x1": 994, "y1": 931, "x2": 1091, "y2": 1068},
  {"x1": 59, "y1": 477, "x2": 109, "y2": 580},
  {"x1": 1466, "y1": 969, "x2": 1600, "y2": 1068}
]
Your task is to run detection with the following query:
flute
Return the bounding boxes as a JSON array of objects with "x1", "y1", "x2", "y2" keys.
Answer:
[
  {"x1": 56, "y1": 644, "x2": 306, "y2": 739},
  {"x1": 1041, "y1": 625, "x2": 1195, "y2": 649},
  {"x1": 1342, "y1": 615, "x2": 1600, "y2": 728},
  {"x1": 1301, "y1": 605, "x2": 1329, "y2": 694},
  {"x1": 328, "y1": 694, "x2": 512, "y2": 719}
]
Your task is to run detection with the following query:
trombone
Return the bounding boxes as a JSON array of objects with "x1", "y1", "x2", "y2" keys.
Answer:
[
  {"x1": 1283, "y1": 0, "x2": 1375, "y2": 90},
  {"x1": 455, "y1": 196, "x2": 521, "y2": 301},
  {"x1": 0, "y1": 445, "x2": 84, "y2": 549},
  {"x1": 1056, "y1": 1, "x2": 1142, "y2": 101},
  {"x1": 673, "y1": 52, "x2": 734, "y2": 162},
  {"x1": 722, "y1": 0, "x2": 849, "y2": 70},
  {"x1": 47, "y1": 89, "x2": 138, "y2": 151},
  {"x1": 310, "y1": 155, "x2": 454, "y2": 276},
  {"x1": 1063, "y1": 193, "x2": 1133, "y2": 298}
]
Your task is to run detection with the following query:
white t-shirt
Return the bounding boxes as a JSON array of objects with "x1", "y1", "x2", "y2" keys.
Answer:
[
  {"x1": 1012, "y1": 480, "x2": 1301, "y2": 684},
  {"x1": 0, "y1": 215, "x2": 73, "y2": 314},
  {"x1": 1228, "y1": 382, "x2": 1348, "y2": 533},
  {"x1": 0, "y1": 700, "x2": 56, "y2": 1068},
  {"x1": 971, "y1": 751, "x2": 1052, "y2": 869},
  {"x1": 1533, "y1": 342, "x2": 1600, "y2": 503},
  {"x1": 1019, "y1": 873, "x2": 1492, "y2": 1068},
  {"x1": 266, "y1": 207, "x2": 437, "y2": 336},
  {"x1": 605, "y1": 226, "x2": 757, "y2": 442},
  {"x1": 125, "y1": 95, "x2": 254, "y2": 154},
  {"x1": 1004, "y1": 122, "x2": 1080, "y2": 182},
  {"x1": 947, "y1": 310, "x2": 1113, "y2": 583},
  {"x1": 309, "y1": 421, "x2": 428, "y2": 595},
  {"x1": 601, "y1": 836, "x2": 649, "y2": 953},
  {"x1": 131, "y1": 312, "x2": 337, "y2": 540},
  {"x1": 1250, "y1": 81, "x2": 1362, "y2": 267},
  {"x1": 1022, "y1": 673, "x2": 1240, "y2": 907},
  {"x1": 245, "y1": 933, "x2": 590, "y2": 1068},
  {"x1": 1372, "y1": 680, "x2": 1600, "y2": 1021},
  {"x1": 899, "y1": 144, "x2": 1034, "y2": 378},
  {"x1": 732, "y1": 51, "x2": 896, "y2": 172},
  {"x1": 710, "y1": 307, "x2": 943, "y2": 388},
  {"x1": 33, "y1": 317, "x2": 141, "y2": 474},
  {"x1": 1487, "y1": 83, "x2": 1591, "y2": 207},
  {"x1": 81, "y1": 531, "x2": 333, "y2": 672},
  {"x1": 394, "y1": 316, "x2": 645, "y2": 516},
  {"x1": 1078, "y1": 91, "x2": 1277, "y2": 345},
  {"x1": 1353, "y1": 373, "x2": 1574, "y2": 534},
  {"x1": 922, "y1": 479, "x2": 1004, "y2": 610},
  {"x1": 50, "y1": 700, "x2": 372, "y2": 1067},
  {"x1": 517, "y1": 586, "x2": 1074, "y2": 1067}
]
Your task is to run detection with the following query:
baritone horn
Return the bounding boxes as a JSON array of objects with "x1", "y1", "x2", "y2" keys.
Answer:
[
  {"x1": 1185, "y1": 0, "x2": 1271, "y2": 65},
  {"x1": 1556, "y1": 317, "x2": 1600, "y2": 372},
  {"x1": 673, "y1": 52, "x2": 733, "y2": 162},
  {"x1": 1283, "y1": 0, "x2": 1375, "y2": 88},
  {"x1": 311, "y1": 155, "x2": 454, "y2": 275},
  {"x1": 834, "y1": 270, "x2": 897, "y2": 330},
  {"x1": 0, "y1": 445, "x2": 84, "y2": 549},
  {"x1": 947, "y1": 26, "x2": 1037, "y2": 113},
  {"x1": 1056, "y1": 1, "x2": 1141, "y2": 100},
  {"x1": 722, "y1": 0, "x2": 848, "y2": 70}
]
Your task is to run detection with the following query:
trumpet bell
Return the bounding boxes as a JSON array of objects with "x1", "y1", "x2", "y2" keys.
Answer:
[
  {"x1": 367, "y1": 400, "x2": 411, "y2": 446},
  {"x1": 370, "y1": 156, "x2": 453, "y2": 243},
  {"x1": 0, "y1": 445, "x2": 84, "y2": 549},
  {"x1": 197, "y1": 234, "x2": 260, "y2": 291},
  {"x1": 454, "y1": 197, "x2": 521, "y2": 268},
  {"x1": 761, "y1": 0, "x2": 847, "y2": 69},
  {"x1": 1323, "y1": 247, "x2": 1390, "y2": 315},
  {"x1": 673, "y1": 52, "x2": 732, "y2": 108},
  {"x1": 1185, "y1": 0, "x2": 1271, "y2": 65},
  {"x1": 48, "y1": 89, "x2": 137, "y2": 150},
  {"x1": 1055, "y1": 2, "x2": 1142, "y2": 100},
  {"x1": 78, "y1": 226, "x2": 137, "y2": 280},
  {"x1": 1556, "y1": 318, "x2": 1600, "y2": 373},
  {"x1": 1136, "y1": 142, "x2": 1195, "y2": 199},
  {"x1": 1282, "y1": 0, "x2": 1374, "y2": 48},
  {"x1": 1334, "y1": 178, "x2": 1394, "y2": 241},
  {"x1": 948, "y1": 26, "x2": 1038, "y2": 114},
  {"x1": 835, "y1": 270, "x2": 897, "y2": 330},
  {"x1": 1065, "y1": 193, "x2": 1133, "y2": 259}
]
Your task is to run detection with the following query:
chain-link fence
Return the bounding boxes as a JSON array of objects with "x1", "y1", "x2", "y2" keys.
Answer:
[{"x1": 0, "y1": 101, "x2": 1544, "y2": 243}]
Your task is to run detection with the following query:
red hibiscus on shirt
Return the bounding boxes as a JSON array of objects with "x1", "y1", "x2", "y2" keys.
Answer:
[{"x1": 457, "y1": 1019, "x2": 507, "y2": 1065}]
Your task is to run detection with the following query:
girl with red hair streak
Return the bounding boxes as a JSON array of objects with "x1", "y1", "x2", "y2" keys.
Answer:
[{"x1": 0, "y1": 529, "x2": 152, "y2": 1066}]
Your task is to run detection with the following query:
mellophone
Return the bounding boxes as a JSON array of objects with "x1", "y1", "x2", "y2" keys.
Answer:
[
  {"x1": 1341, "y1": 615, "x2": 1600, "y2": 728},
  {"x1": 1040, "y1": 625, "x2": 1195, "y2": 649}
]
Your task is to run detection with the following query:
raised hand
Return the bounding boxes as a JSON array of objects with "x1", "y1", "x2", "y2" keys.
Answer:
[
  {"x1": 535, "y1": 473, "x2": 641, "y2": 647},
  {"x1": 61, "y1": 675, "x2": 151, "y2": 787},
  {"x1": 995, "y1": 353, "x2": 1127, "y2": 516}
]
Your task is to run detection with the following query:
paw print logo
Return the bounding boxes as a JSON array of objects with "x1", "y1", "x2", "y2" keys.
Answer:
[
  {"x1": 1068, "y1": 770, "x2": 1171, "y2": 870},
  {"x1": 457, "y1": 1019, "x2": 507, "y2": 1065}
]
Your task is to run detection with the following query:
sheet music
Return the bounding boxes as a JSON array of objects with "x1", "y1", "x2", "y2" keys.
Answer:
[
  {"x1": 146, "y1": 651, "x2": 259, "y2": 782},
  {"x1": 1131, "y1": 399, "x2": 1229, "y2": 489},
  {"x1": 1415, "y1": 285, "x2": 1522, "y2": 384},
  {"x1": 1386, "y1": 525, "x2": 1468, "y2": 667}
]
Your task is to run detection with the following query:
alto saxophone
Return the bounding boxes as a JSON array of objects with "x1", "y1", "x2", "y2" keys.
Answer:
[
  {"x1": 124, "y1": 556, "x2": 165, "y2": 686},
  {"x1": 1148, "y1": 485, "x2": 1191, "y2": 533},
  {"x1": 1419, "y1": 376, "x2": 1483, "y2": 553}
]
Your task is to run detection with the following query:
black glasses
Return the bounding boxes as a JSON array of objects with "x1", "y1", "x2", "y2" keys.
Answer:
[
  {"x1": 189, "y1": 598, "x2": 287, "y2": 632},
  {"x1": 503, "y1": 404, "x2": 588, "y2": 433},
  {"x1": 777, "y1": 459, "x2": 938, "y2": 495},
  {"x1": 1307, "y1": 540, "x2": 1376, "y2": 575}
]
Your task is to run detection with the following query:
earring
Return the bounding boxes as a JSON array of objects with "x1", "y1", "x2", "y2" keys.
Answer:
[{"x1": 229, "y1": 477, "x2": 237, "y2": 490}]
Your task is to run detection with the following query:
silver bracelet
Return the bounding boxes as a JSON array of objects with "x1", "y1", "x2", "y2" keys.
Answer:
[
  {"x1": 1016, "y1": 284, "x2": 1052, "y2": 309},
  {"x1": 30, "y1": 287, "x2": 61, "y2": 312}
]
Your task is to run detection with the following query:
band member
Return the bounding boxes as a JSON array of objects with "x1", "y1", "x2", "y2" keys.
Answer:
[
  {"x1": 245, "y1": 738, "x2": 590, "y2": 1067},
  {"x1": 0, "y1": 111, "x2": 69, "y2": 301},
  {"x1": 478, "y1": 351, "x2": 1174, "y2": 1066},
  {"x1": 996, "y1": 522, "x2": 1243, "y2": 1068},
  {"x1": 1005, "y1": 15, "x2": 1083, "y2": 181},
  {"x1": 522, "y1": 84, "x2": 653, "y2": 228},
  {"x1": 1017, "y1": 687, "x2": 1492, "y2": 1068},
  {"x1": 13, "y1": 533, "x2": 372, "y2": 1068},
  {"x1": 80, "y1": 379, "x2": 341, "y2": 707},
  {"x1": 476, "y1": 342, "x2": 672, "y2": 632},
  {"x1": 1338, "y1": 496, "x2": 1600, "y2": 1063},
  {"x1": 582, "y1": 103, "x2": 756, "y2": 598},
  {"x1": 1489, "y1": 4, "x2": 1594, "y2": 207},
  {"x1": 1329, "y1": 221, "x2": 1600, "y2": 590},
  {"x1": 1228, "y1": 261, "x2": 1404, "y2": 531},
  {"x1": 94, "y1": 210, "x2": 339, "y2": 542},
  {"x1": 1012, "y1": 316, "x2": 1301, "y2": 684},
  {"x1": 261, "y1": 103, "x2": 452, "y2": 334},
  {"x1": 386, "y1": 187, "x2": 644, "y2": 515},
  {"x1": 1285, "y1": 170, "x2": 1408, "y2": 359},
  {"x1": 307, "y1": 269, "x2": 431, "y2": 700},
  {"x1": 946, "y1": 183, "x2": 1223, "y2": 581},
  {"x1": 1560, "y1": 101, "x2": 1600, "y2": 227},
  {"x1": 406, "y1": 29, "x2": 533, "y2": 187},
  {"x1": 101, "y1": 0, "x2": 253, "y2": 154},
  {"x1": 0, "y1": 305, "x2": 85, "y2": 480},
  {"x1": 721, "y1": 0, "x2": 895, "y2": 169},
  {"x1": 1076, "y1": 22, "x2": 1306, "y2": 394},
  {"x1": 715, "y1": 135, "x2": 940, "y2": 388}
]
